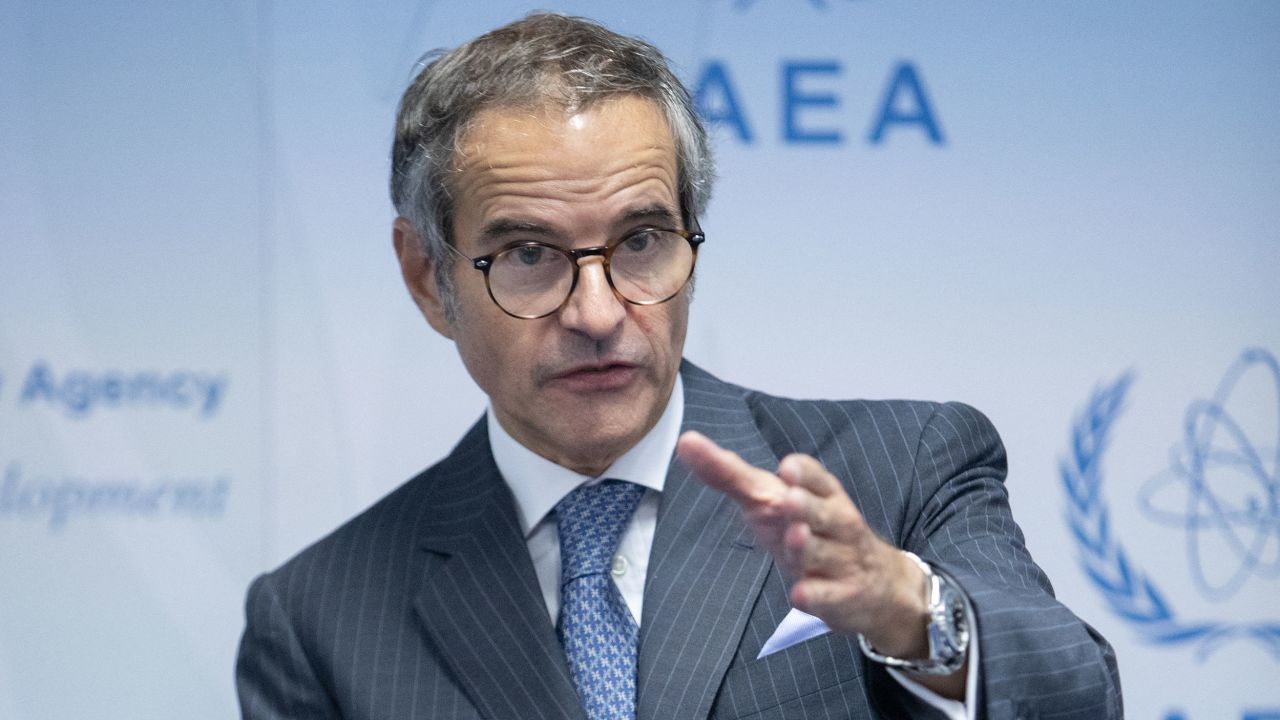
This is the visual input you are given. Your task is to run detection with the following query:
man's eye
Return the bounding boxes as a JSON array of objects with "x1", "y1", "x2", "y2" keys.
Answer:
[
  {"x1": 621, "y1": 231, "x2": 657, "y2": 253},
  {"x1": 512, "y1": 246, "x2": 546, "y2": 266}
]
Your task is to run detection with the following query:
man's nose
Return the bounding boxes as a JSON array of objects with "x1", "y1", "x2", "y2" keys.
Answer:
[{"x1": 558, "y1": 257, "x2": 626, "y2": 338}]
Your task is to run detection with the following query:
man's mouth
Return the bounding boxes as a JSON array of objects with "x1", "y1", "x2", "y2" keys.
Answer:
[{"x1": 549, "y1": 361, "x2": 641, "y2": 391}]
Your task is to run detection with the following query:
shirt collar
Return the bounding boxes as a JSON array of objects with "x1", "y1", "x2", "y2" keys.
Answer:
[{"x1": 488, "y1": 373, "x2": 684, "y2": 537}]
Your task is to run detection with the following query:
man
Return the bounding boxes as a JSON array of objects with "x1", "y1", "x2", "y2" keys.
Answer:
[{"x1": 236, "y1": 13, "x2": 1121, "y2": 720}]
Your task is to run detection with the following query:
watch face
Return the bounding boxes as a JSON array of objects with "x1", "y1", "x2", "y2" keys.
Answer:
[
  {"x1": 931, "y1": 581, "x2": 968, "y2": 663},
  {"x1": 950, "y1": 597, "x2": 967, "y2": 635},
  {"x1": 948, "y1": 587, "x2": 967, "y2": 632}
]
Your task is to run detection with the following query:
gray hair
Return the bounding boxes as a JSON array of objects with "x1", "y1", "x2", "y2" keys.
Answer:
[{"x1": 389, "y1": 12, "x2": 714, "y2": 319}]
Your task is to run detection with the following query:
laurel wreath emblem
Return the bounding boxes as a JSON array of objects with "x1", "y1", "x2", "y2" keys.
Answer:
[{"x1": 1059, "y1": 373, "x2": 1280, "y2": 660}]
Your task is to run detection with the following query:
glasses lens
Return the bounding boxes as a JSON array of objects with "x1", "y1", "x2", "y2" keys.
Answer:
[
  {"x1": 487, "y1": 244, "x2": 574, "y2": 318},
  {"x1": 609, "y1": 230, "x2": 695, "y2": 303}
]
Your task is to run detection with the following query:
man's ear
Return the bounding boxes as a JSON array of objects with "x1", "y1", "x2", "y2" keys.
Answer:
[{"x1": 393, "y1": 217, "x2": 454, "y2": 339}]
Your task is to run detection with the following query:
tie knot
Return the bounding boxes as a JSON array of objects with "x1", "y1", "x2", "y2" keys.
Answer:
[{"x1": 556, "y1": 479, "x2": 644, "y2": 581}]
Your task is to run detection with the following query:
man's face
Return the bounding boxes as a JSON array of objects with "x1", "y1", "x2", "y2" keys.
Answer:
[{"x1": 403, "y1": 95, "x2": 689, "y2": 476}]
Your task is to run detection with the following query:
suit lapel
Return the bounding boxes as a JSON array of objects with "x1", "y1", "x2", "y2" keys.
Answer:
[
  {"x1": 412, "y1": 420, "x2": 586, "y2": 720},
  {"x1": 637, "y1": 363, "x2": 779, "y2": 720}
]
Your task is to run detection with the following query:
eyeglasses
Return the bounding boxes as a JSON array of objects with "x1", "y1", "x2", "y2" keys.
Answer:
[{"x1": 444, "y1": 227, "x2": 706, "y2": 319}]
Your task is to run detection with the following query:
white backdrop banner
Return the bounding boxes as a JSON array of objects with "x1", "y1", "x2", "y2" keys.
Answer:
[{"x1": 2, "y1": 2, "x2": 1276, "y2": 718}]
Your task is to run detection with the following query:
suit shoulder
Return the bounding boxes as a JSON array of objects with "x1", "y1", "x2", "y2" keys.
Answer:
[
  {"x1": 257, "y1": 419, "x2": 490, "y2": 593},
  {"x1": 256, "y1": 464, "x2": 431, "y2": 592},
  {"x1": 681, "y1": 361, "x2": 999, "y2": 446},
  {"x1": 744, "y1": 389, "x2": 941, "y2": 441},
  {"x1": 744, "y1": 389, "x2": 997, "y2": 462}
]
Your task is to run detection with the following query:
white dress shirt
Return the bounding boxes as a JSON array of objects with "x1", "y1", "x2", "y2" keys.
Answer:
[
  {"x1": 486, "y1": 374, "x2": 974, "y2": 719},
  {"x1": 487, "y1": 375, "x2": 682, "y2": 625}
]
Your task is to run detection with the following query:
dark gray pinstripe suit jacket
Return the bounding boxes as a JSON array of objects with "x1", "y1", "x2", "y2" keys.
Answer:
[{"x1": 236, "y1": 362, "x2": 1121, "y2": 719}]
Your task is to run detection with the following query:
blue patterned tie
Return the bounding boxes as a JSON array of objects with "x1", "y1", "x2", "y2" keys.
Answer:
[{"x1": 556, "y1": 479, "x2": 645, "y2": 720}]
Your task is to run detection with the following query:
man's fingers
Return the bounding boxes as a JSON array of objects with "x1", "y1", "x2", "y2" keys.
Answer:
[
  {"x1": 784, "y1": 520, "x2": 855, "y2": 578},
  {"x1": 778, "y1": 483, "x2": 865, "y2": 547},
  {"x1": 677, "y1": 431, "x2": 783, "y2": 505},
  {"x1": 788, "y1": 576, "x2": 858, "y2": 625},
  {"x1": 778, "y1": 454, "x2": 842, "y2": 497},
  {"x1": 686, "y1": 436, "x2": 922, "y2": 647}
]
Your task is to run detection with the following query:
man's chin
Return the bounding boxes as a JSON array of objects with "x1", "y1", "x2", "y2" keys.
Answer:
[
  {"x1": 566, "y1": 419, "x2": 646, "y2": 454},
  {"x1": 543, "y1": 412, "x2": 656, "y2": 474}
]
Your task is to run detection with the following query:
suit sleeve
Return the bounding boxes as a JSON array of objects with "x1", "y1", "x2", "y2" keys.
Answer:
[
  {"x1": 236, "y1": 573, "x2": 342, "y2": 720},
  {"x1": 903, "y1": 402, "x2": 1122, "y2": 720}
]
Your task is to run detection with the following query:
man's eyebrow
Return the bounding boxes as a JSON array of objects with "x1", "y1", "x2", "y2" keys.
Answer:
[
  {"x1": 476, "y1": 205, "x2": 681, "y2": 247},
  {"x1": 478, "y1": 219, "x2": 560, "y2": 243},
  {"x1": 618, "y1": 204, "x2": 681, "y2": 228}
]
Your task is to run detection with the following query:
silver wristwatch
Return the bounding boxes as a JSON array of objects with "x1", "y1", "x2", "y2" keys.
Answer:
[{"x1": 858, "y1": 551, "x2": 970, "y2": 676}]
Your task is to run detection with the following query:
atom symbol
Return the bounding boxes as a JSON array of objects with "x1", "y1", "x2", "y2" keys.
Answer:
[{"x1": 1138, "y1": 348, "x2": 1280, "y2": 601}]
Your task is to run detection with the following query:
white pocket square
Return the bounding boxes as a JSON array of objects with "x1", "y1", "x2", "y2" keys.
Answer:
[{"x1": 757, "y1": 608, "x2": 832, "y2": 659}]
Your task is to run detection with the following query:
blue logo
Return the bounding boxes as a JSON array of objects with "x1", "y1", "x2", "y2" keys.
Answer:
[{"x1": 1060, "y1": 347, "x2": 1280, "y2": 660}]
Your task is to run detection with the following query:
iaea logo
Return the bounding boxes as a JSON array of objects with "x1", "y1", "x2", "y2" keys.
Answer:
[{"x1": 1060, "y1": 347, "x2": 1280, "y2": 660}]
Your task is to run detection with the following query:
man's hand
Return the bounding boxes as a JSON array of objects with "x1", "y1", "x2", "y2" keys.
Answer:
[{"x1": 676, "y1": 431, "x2": 934, "y2": 662}]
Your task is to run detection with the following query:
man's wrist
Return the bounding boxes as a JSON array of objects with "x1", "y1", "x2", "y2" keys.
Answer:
[
  {"x1": 859, "y1": 551, "x2": 970, "y2": 676},
  {"x1": 855, "y1": 548, "x2": 930, "y2": 658}
]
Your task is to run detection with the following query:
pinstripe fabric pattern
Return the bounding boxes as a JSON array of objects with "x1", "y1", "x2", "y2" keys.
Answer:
[
  {"x1": 237, "y1": 422, "x2": 584, "y2": 720},
  {"x1": 237, "y1": 361, "x2": 1120, "y2": 719}
]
